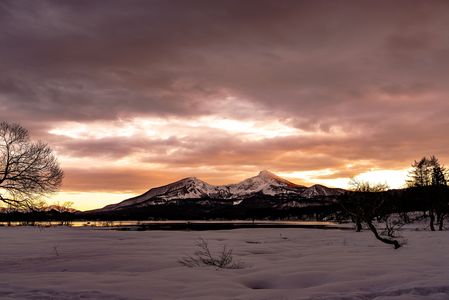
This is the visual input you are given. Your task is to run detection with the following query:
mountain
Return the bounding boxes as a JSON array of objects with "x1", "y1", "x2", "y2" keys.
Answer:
[
  {"x1": 300, "y1": 184, "x2": 346, "y2": 198},
  {"x1": 94, "y1": 170, "x2": 345, "y2": 212}
]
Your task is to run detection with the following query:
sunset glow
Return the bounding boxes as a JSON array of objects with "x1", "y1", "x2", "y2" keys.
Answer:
[{"x1": 1, "y1": 1, "x2": 449, "y2": 210}]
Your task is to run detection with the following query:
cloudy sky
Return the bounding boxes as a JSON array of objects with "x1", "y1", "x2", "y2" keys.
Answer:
[{"x1": 1, "y1": 0, "x2": 449, "y2": 210}]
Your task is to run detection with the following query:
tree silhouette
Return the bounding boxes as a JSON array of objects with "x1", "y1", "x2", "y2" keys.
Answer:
[
  {"x1": 342, "y1": 180, "x2": 402, "y2": 249},
  {"x1": 407, "y1": 155, "x2": 448, "y2": 231},
  {"x1": 348, "y1": 179, "x2": 389, "y2": 232},
  {"x1": 0, "y1": 122, "x2": 63, "y2": 209}
]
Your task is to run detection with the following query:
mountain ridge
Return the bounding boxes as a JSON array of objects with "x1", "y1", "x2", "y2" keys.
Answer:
[{"x1": 93, "y1": 170, "x2": 345, "y2": 212}]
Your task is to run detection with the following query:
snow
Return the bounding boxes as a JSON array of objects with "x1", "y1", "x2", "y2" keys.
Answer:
[
  {"x1": 1, "y1": 226, "x2": 449, "y2": 299},
  {"x1": 300, "y1": 185, "x2": 343, "y2": 198},
  {"x1": 226, "y1": 170, "x2": 301, "y2": 197},
  {"x1": 96, "y1": 171, "x2": 344, "y2": 212}
]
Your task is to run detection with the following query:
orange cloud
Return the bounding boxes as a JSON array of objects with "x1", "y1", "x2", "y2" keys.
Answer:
[{"x1": 1, "y1": 0, "x2": 449, "y2": 209}]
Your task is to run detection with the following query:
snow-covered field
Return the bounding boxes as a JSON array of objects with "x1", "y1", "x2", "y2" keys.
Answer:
[{"x1": 1, "y1": 227, "x2": 449, "y2": 300}]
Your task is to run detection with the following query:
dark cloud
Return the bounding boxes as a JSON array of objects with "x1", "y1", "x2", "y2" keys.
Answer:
[
  {"x1": 1, "y1": 0, "x2": 449, "y2": 194},
  {"x1": 62, "y1": 167, "x2": 177, "y2": 193},
  {"x1": 58, "y1": 136, "x2": 181, "y2": 159}
]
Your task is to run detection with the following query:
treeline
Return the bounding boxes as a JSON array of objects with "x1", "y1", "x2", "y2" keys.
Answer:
[
  {"x1": 74, "y1": 195, "x2": 341, "y2": 221},
  {"x1": 339, "y1": 155, "x2": 449, "y2": 249},
  {"x1": 339, "y1": 186, "x2": 449, "y2": 248},
  {"x1": 0, "y1": 201, "x2": 77, "y2": 224}
]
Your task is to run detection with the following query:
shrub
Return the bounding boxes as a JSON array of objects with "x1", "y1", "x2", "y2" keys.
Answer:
[{"x1": 179, "y1": 238, "x2": 244, "y2": 269}]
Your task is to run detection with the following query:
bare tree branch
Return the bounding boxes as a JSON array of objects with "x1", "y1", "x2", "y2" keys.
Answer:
[{"x1": 0, "y1": 121, "x2": 64, "y2": 209}]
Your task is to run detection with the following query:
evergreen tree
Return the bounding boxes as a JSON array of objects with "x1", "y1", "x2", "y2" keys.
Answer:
[
  {"x1": 430, "y1": 156, "x2": 447, "y2": 186},
  {"x1": 407, "y1": 155, "x2": 448, "y2": 231},
  {"x1": 407, "y1": 157, "x2": 432, "y2": 187}
]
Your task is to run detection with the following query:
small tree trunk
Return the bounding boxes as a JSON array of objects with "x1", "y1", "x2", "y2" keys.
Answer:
[
  {"x1": 366, "y1": 221, "x2": 401, "y2": 249},
  {"x1": 429, "y1": 210, "x2": 436, "y2": 231},
  {"x1": 355, "y1": 219, "x2": 362, "y2": 232},
  {"x1": 350, "y1": 215, "x2": 362, "y2": 232},
  {"x1": 401, "y1": 212, "x2": 410, "y2": 224},
  {"x1": 439, "y1": 214, "x2": 445, "y2": 231}
]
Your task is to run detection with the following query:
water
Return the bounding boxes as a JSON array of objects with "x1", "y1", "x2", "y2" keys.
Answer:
[{"x1": 0, "y1": 220, "x2": 350, "y2": 230}]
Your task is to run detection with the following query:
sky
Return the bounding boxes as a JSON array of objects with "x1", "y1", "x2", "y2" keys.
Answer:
[{"x1": 1, "y1": 0, "x2": 449, "y2": 210}]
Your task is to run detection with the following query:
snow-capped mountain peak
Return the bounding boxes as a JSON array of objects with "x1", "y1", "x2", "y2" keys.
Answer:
[
  {"x1": 100, "y1": 176, "x2": 214, "y2": 210},
  {"x1": 256, "y1": 170, "x2": 299, "y2": 186},
  {"x1": 257, "y1": 170, "x2": 284, "y2": 182},
  {"x1": 258, "y1": 169, "x2": 277, "y2": 178},
  {"x1": 94, "y1": 171, "x2": 344, "y2": 212},
  {"x1": 227, "y1": 170, "x2": 303, "y2": 197}
]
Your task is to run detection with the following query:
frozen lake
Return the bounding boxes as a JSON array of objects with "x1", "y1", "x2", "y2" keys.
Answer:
[{"x1": 1, "y1": 226, "x2": 449, "y2": 299}]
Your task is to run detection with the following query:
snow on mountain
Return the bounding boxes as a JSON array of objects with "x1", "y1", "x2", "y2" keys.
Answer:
[
  {"x1": 300, "y1": 184, "x2": 345, "y2": 198},
  {"x1": 227, "y1": 170, "x2": 304, "y2": 197},
  {"x1": 101, "y1": 177, "x2": 217, "y2": 210},
  {"x1": 96, "y1": 170, "x2": 344, "y2": 211}
]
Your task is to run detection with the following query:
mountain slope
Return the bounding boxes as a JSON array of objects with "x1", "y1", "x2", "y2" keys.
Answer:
[
  {"x1": 94, "y1": 171, "x2": 344, "y2": 212},
  {"x1": 300, "y1": 184, "x2": 345, "y2": 198}
]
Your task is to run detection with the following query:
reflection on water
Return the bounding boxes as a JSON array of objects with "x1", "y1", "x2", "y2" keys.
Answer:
[{"x1": 0, "y1": 220, "x2": 339, "y2": 228}]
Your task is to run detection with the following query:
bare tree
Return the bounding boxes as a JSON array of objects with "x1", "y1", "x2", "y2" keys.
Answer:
[
  {"x1": 340, "y1": 191, "x2": 402, "y2": 249},
  {"x1": 341, "y1": 180, "x2": 403, "y2": 249},
  {"x1": 0, "y1": 122, "x2": 63, "y2": 209},
  {"x1": 349, "y1": 178, "x2": 389, "y2": 193},
  {"x1": 50, "y1": 201, "x2": 75, "y2": 213},
  {"x1": 347, "y1": 179, "x2": 389, "y2": 232}
]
